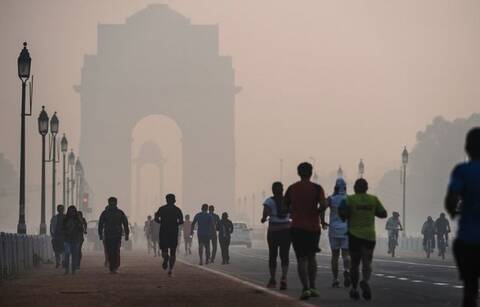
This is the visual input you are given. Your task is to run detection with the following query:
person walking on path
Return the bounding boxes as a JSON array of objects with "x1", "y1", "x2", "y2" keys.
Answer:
[
  {"x1": 339, "y1": 178, "x2": 387, "y2": 301},
  {"x1": 284, "y1": 162, "x2": 327, "y2": 300},
  {"x1": 261, "y1": 181, "x2": 291, "y2": 290},
  {"x1": 50, "y1": 204, "x2": 65, "y2": 268},
  {"x1": 154, "y1": 194, "x2": 184, "y2": 275},
  {"x1": 445, "y1": 127, "x2": 480, "y2": 307},
  {"x1": 326, "y1": 178, "x2": 351, "y2": 288},
  {"x1": 62, "y1": 205, "x2": 84, "y2": 275},
  {"x1": 76, "y1": 211, "x2": 88, "y2": 269},
  {"x1": 182, "y1": 214, "x2": 193, "y2": 255},
  {"x1": 208, "y1": 205, "x2": 220, "y2": 263},
  {"x1": 217, "y1": 212, "x2": 234, "y2": 265},
  {"x1": 151, "y1": 218, "x2": 160, "y2": 257},
  {"x1": 192, "y1": 204, "x2": 215, "y2": 265},
  {"x1": 144, "y1": 215, "x2": 153, "y2": 254},
  {"x1": 98, "y1": 197, "x2": 130, "y2": 274}
]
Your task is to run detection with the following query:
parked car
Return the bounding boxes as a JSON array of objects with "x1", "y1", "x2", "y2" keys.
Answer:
[{"x1": 231, "y1": 222, "x2": 252, "y2": 248}]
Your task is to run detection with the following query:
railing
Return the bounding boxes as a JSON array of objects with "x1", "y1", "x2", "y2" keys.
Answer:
[
  {"x1": 0, "y1": 232, "x2": 53, "y2": 280},
  {"x1": 377, "y1": 236, "x2": 453, "y2": 254}
]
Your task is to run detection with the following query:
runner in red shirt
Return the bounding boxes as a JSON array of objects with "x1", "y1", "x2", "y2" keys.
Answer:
[{"x1": 285, "y1": 162, "x2": 327, "y2": 300}]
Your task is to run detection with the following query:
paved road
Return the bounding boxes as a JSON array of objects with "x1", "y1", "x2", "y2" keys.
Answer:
[{"x1": 179, "y1": 245, "x2": 462, "y2": 307}]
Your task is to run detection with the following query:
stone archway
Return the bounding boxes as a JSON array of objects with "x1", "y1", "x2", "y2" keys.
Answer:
[{"x1": 76, "y1": 4, "x2": 238, "y2": 218}]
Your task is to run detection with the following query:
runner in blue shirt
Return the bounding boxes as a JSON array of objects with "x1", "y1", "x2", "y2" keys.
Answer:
[{"x1": 191, "y1": 204, "x2": 215, "y2": 265}]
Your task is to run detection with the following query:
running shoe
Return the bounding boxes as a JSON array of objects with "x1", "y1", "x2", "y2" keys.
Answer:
[
  {"x1": 343, "y1": 271, "x2": 351, "y2": 288},
  {"x1": 300, "y1": 289, "x2": 311, "y2": 300},
  {"x1": 359, "y1": 280, "x2": 372, "y2": 300},
  {"x1": 332, "y1": 280, "x2": 340, "y2": 288},
  {"x1": 266, "y1": 279, "x2": 276, "y2": 288},
  {"x1": 309, "y1": 288, "x2": 319, "y2": 298},
  {"x1": 280, "y1": 278, "x2": 287, "y2": 290},
  {"x1": 349, "y1": 288, "x2": 360, "y2": 300}
]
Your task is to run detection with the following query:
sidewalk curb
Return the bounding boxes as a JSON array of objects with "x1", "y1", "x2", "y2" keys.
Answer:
[{"x1": 178, "y1": 259, "x2": 315, "y2": 307}]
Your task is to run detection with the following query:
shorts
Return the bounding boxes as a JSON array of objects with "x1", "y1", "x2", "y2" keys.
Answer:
[
  {"x1": 198, "y1": 234, "x2": 211, "y2": 246},
  {"x1": 453, "y1": 239, "x2": 480, "y2": 281},
  {"x1": 159, "y1": 230, "x2": 179, "y2": 250},
  {"x1": 290, "y1": 227, "x2": 320, "y2": 258},
  {"x1": 348, "y1": 234, "x2": 375, "y2": 253},
  {"x1": 329, "y1": 235, "x2": 349, "y2": 250}
]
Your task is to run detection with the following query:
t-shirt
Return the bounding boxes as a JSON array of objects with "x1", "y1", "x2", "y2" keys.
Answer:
[
  {"x1": 448, "y1": 161, "x2": 480, "y2": 244},
  {"x1": 328, "y1": 194, "x2": 348, "y2": 238},
  {"x1": 263, "y1": 197, "x2": 291, "y2": 231},
  {"x1": 182, "y1": 221, "x2": 192, "y2": 238},
  {"x1": 193, "y1": 212, "x2": 214, "y2": 237},
  {"x1": 210, "y1": 213, "x2": 220, "y2": 237},
  {"x1": 345, "y1": 193, "x2": 386, "y2": 242},
  {"x1": 435, "y1": 217, "x2": 450, "y2": 234},
  {"x1": 154, "y1": 205, "x2": 184, "y2": 236},
  {"x1": 285, "y1": 180, "x2": 325, "y2": 232},
  {"x1": 385, "y1": 217, "x2": 402, "y2": 231}
]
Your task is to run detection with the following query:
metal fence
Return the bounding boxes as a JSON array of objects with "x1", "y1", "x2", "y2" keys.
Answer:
[
  {"x1": 0, "y1": 232, "x2": 53, "y2": 280},
  {"x1": 377, "y1": 236, "x2": 453, "y2": 254}
]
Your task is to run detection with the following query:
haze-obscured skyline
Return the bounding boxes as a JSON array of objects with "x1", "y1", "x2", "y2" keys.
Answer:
[{"x1": 1, "y1": 0, "x2": 479, "y2": 208}]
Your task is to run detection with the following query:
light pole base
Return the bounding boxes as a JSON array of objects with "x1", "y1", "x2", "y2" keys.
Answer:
[
  {"x1": 17, "y1": 223, "x2": 27, "y2": 234},
  {"x1": 39, "y1": 223, "x2": 47, "y2": 235}
]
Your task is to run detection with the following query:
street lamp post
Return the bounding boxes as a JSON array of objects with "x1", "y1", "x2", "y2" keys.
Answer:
[
  {"x1": 402, "y1": 146, "x2": 409, "y2": 237},
  {"x1": 49, "y1": 113, "x2": 59, "y2": 217},
  {"x1": 75, "y1": 159, "x2": 83, "y2": 210},
  {"x1": 68, "y1": 150, "x2": 75, "y2": 207},
  {"x1": 17, "y1": 42, "x2": 32, "y2": 234},
  {"x1": 60, "y1": 134, "x2": 68, "y2": 206},
  {"x1": 37, "y1": 106, "x2": 48, "y2": 234},
  {"x1": 358, "y1": 159, "x2": 365, "y2": 178}
]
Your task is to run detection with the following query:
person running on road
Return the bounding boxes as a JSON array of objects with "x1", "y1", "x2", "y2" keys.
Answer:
[
  {"x1": 50, "y1": 204, "x2": 65, "y2": 268},
  {"x1": 421, "y1": 216, "x2": 436, "y2": 252},
  {"x1": 151, "y1": 217, "x2": 160, "y2": 257},
  {"x1": 284, "y1": 162, "x2": 327, "y2": 300},
  {"x1": 154, "y1": 194, "x2": 184, "y2": 276},
  {"x1": 208, "y1": 205, "x2": 220, "y2": 263},
  {"x1": 76, "y1": 211, "x2": 88, "y2": 269},
  {"x1": 62, "y1": 205, "x2": 84, "y2": 275},
  {"x1": 385, "y1": 211, "x2": 403, "y2": 254},
  {"x1": 191, "y1": 204, "x2": 215, "y2": 265},
  {"x1": 326, "y1": 178, "x2": 351, "y2": 288},
  {"x1": 261, "y1": 181, "x2": 291, "y2": 290},
  {"x1": 98, "y1": 197, "x2": 130, "y2": 274},
  {"x1": 339, "y1": 178, "x2": 387, "y2": 301},
  {"x1": 445, "y1": 127, "x2": 480, "y2": 307},
  {"x1": 217, "y1": 212, "x2": 234, "y2": 265},
  {"x1": 182, "y1": 214, "x2": 193, "y2": 255},
  {"x1": 435, "y1": 213, "x2": 451, "y2": 248},
  {"x1": 144, "y1": 215, "x2": 153, "y2": 254}
]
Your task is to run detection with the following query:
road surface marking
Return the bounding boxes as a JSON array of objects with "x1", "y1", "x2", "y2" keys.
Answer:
[
  {"x1": 453, "y1": 285, "x2": 463, "y2": 289},
  {"x1": 411, "y1": 280, "x2": 424, "y2": 283},
  {"x1": 398, "y1": 277, "x2": 409, "y2": 281},
  {"x1": 433, "y1": 283, "x2": 450, "y2": 286}
]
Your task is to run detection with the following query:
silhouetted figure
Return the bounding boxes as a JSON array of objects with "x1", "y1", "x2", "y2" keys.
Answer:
[
  {"x1": 182, "y1": 214, "x2": 193, "y2": 255},
  {"x1": 98, "y1": 197, "x2": 130, "y2": 274},
  {"x1": 154, "y1": 194, "x2": 184, "y2": 275},
  {"x1": 62, "y1": 206, "x2": 84, "y2": 275},
  {"x1": 191, "y1": 204, "x2": 215, "y2": 265},
  {"x1": 284, "y1": 162, "x2": 327, "y2": 300},
  {"x1": 339, "y1": 178, "x2": 387, "y2": 301},
  {"x1": 208, "y1": 205, "x2": 220, "y2": 263},
  {"x1": 385, "y1": 211, "x2": 403, "y2": 255},
  {"x1": 261, "y1": 181, "x2": 291, "y2": 290},
  {"x1": 50, "y1": 205, "x2": 65, "y2": 268},
  {"x1": 76, "y1": 211, "x2": 88, "y2": 269},
  {"x1": 217, "y1": 212, "x2": 234, "y2": 265},
  {"x1": 326, "y1": 178, "x2": 351, "y2": 288},
  {"x1": 144, "y1": 215, "x2": 153, "y2": 254},
  {"x1": 151, "y1": 218, "x2": 160, "y2": 257},
  {"x1": 422, "y1": 216, "x2": 436, "y2": 251},
  {"x1": 435, "y1": 213, "x2": 451, "y2": 248},
  {"x1": 445, "y1": 127, "x2": 480, "y2": 307}
]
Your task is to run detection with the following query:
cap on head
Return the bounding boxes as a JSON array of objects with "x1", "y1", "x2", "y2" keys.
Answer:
[
  {"x1": 297, "y1": 162, "x2": 313, "y2": 179},
  {"x1": 108, "y1": 197, "x2": 117, "y2": 206},
  {"x1": 466, "y1": 127, "x2": 480, "y2": 160},
  {"x1": 353, "y1": 178, "x2": 368, "y2": 194}
]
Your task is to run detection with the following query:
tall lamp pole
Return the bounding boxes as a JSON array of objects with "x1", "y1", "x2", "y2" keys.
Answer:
[
  {"x1": 49, "y1": 113, "x2": 59, "y2": 217},
  {"x1": 37, "y1": 106, "x2": 49, "y2": 234},
  {"x1": 402, "y1": 146, "x2": 409, "y2": 237},
  {"x1": 75, "y1": 159, "x2": 83, "y2": 210},
  {"x1": 68, "y1": 150, "x2": 75, "y2": 207},
  {"x1": 17, "y1": 42, "x2": 32, "y2": 234},
  {"x1": 60, "y1": 134, "x2": 68, "y2": 206},
  {"x1": 358, "y1": 159, "x2": 365, "y2": 178}
]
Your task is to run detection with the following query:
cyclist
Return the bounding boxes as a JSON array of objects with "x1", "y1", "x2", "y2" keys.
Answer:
[
  {"x1": 326, "y1": 178, "x2": 351, "y2": 288},
  {"x1": 435, "y1": 213, "x2": 451, "y2": 248},
  {"x1": 421, "y1": 216, "x2": 436, "y2": 253},
  {"x1": 385, "y1": 212, "x2": 403, "y2": 254}
]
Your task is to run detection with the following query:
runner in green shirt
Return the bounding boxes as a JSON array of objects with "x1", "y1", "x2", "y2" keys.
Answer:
[{"x1": 339, "y1": 178, "x2": 387, "y2": 301}]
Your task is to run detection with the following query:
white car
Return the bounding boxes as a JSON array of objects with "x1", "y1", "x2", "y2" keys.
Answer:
[{"x1": 231, "y1": 222, "x2": 252, "y2": 248}]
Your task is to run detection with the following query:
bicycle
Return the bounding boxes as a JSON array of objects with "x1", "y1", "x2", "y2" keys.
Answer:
[{"x1": 388, "y1": 230, "x2": 399, "y2": 258}]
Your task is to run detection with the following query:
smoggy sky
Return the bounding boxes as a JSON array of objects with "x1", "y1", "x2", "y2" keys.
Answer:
[{"x1": 1, "y1": 0, "x2": 480, "y2": 207}]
